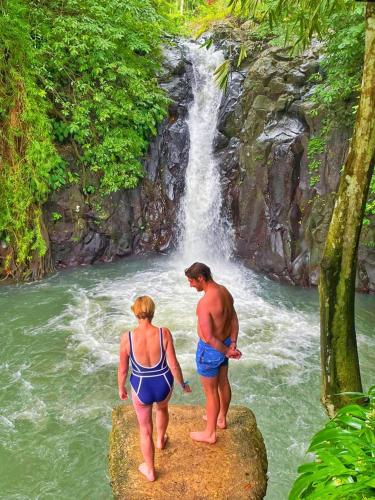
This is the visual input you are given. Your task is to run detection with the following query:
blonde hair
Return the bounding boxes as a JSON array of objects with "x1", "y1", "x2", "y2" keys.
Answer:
[{"x1": 131, "y1": 296, "x2": 155, "y2": 320}]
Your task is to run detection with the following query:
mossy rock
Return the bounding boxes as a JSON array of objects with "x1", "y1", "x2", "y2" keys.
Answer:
[{"x1": 109, "y1": 404, "x2": 267, "y2": 499}]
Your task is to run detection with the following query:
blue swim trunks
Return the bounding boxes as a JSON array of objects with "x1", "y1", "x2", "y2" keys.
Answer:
[{"x1": 196, "y1": 337, "x2": 231, "y2": 378}]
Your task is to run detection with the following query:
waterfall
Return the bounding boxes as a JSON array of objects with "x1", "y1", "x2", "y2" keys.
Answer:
[{"x1": 178, "y1": 42, "x2": 234, "y2": 264}]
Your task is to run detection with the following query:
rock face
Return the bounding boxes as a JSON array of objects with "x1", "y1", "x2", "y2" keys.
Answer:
[
  {"x1": 43, "y1": 42, "x2": 193, "y2": 267},
  {"x1": 136, "y1": 44, "x2": 194, "y2": 253},
  {"x1": 43, "y1": 31, "x2": 375, "y2": 292},
  {"x1": 213, "y1": 25, "x2": 375, "y2": 292},
  {"x1": 109, "y1": 405, "x2": 268, "y2": 499}
]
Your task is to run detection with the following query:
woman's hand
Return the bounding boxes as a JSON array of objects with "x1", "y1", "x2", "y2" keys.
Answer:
[{"x1": 119, "y1": 387, "x2": 128, "y2": 400}]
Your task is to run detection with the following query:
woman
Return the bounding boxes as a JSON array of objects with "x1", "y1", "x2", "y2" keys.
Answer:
[{"x1": 118, "y1": 295, "x2": 191, "y2": 481}]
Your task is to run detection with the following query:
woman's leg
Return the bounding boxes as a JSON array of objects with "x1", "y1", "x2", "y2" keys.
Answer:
[
  {"x1": 155, "y1": 390, "x2": 172, "y2": 449},
  {"x1": 131, "y1": 389, "x2": 155, "y2": 481}
]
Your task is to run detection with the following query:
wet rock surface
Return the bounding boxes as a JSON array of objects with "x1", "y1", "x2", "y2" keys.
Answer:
[
  {"x1": 44, "y1": 42, "x2": 193, "y2": 266},
  {"x1": 214, "y1": 23, "x2": 375, "y2": 292},
  {"x1": 109, "y1": 405, "x2": 268, "y2": 499}
]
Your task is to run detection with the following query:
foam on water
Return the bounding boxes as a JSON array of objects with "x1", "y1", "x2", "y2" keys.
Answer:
[{"x1": 62, "y1": 257, "x2": 319, "y2": 390}]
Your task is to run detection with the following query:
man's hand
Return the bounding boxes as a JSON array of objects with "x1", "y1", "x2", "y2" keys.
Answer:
[
  {"x1": 226, "y1": 344, "x2": 242, "y2": 359},
  {"x1": 119, "y1": 387, "x2": 128, "y2": 400}
]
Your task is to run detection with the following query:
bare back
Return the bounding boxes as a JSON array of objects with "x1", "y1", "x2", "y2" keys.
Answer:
[
  {"x1": 128, "y1": 325, "x2": 166, "y2": 367},
  {"x1": 197, "y1": 283, "x2": 234, "y2": 342}
]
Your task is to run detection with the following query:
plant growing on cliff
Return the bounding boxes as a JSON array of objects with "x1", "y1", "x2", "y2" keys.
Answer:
[
  {"x1": 0, "y1": 0, "x2": 172, "y2": 280},
  {"x1": 289, "y1": 387, "x2": 375, "y2": 499},
  {"x1": 0, "y1": 0, "x2": 61, "y2": 279},
  {"x1": 30, "y1": 0, "x2": 169, "y2": 194}
]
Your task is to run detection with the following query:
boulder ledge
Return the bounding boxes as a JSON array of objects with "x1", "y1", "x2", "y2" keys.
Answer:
[{"x1": 109, "y1": 405, "x2": 268, "y2": 499}]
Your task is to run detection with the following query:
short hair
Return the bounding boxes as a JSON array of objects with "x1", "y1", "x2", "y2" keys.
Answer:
[
  {"x1": 184, "y1": 262, "x2": 212, "y2": 281},
  {"x1": 131, "y1": 296, "x2": 155, "y2": 320}
]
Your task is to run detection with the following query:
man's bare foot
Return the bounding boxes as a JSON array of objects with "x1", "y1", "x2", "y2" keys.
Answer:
[
  {"x1": 156, "y1": 433, "x2": 168, "y2": 450},
  {"x1": 202, "y1": 414, "x2": 227, "y2": 429},
  {"x1": 138, "y1": 463, "x2": 155, "y2": 481},
  {"x1": 190, "y1": 431, "x2": 217, "y2": 444}
]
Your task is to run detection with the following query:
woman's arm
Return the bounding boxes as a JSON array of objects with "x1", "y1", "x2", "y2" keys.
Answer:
[
  {"x1": 118, "y1": 334, "x2": 129, "y2": 400},
  {"x1": 164, "y1": 328, "x2": 191, "y2": 393}
]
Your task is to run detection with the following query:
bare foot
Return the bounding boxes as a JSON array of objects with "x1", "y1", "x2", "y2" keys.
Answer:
[
  {"x1": 190, "y1": 431, "x2": 217, "y2": 444},
  {"x1": 202, "y1": 414, "x2": 227, "y2": 429},
  {"x1": 138, "y1": 463, "x2": 155, "y2": 481},
  {"x1": 156, "y1": 433, "x2": 168, "y2": 450}
]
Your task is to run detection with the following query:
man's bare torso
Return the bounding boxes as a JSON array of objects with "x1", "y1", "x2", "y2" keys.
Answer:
[{"x1": 197, "y1": 283, "x2": 234, "y2": 342}]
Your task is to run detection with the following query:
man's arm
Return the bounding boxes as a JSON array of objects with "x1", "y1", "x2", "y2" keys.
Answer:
[
  {"x1": 197, "y1": 302, "x2": 229, "y2": 355},
  {"x1": 227, "y1": 305, "x2": 242, "y2": 360},
  {"x1": 229, "y1": 309, "x2": 239, "y2": 347}
]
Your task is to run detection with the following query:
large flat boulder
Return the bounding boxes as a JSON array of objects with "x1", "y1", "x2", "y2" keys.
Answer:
[{"x1": 109, "y1": 405, "x2": 267, "y2": 499}]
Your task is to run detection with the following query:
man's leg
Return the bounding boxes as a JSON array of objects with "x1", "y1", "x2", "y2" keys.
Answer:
[
  {"x1": 217, "y1": 364, "x2": 231, "y2": 429},
  {"x1": 203, "y1": 364, "x2": 231, "y2": 428},
  {"x1": 190, "y1": 374, "x2": 219, "y2": 444}
]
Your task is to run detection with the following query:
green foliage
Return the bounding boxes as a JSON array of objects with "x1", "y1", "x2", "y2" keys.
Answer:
[
  {"x1": 214, "y1": 59, "x2": 231, "y2": 91},
  {"x1": 0, "y1": 0, "x2": 61, "y2": 276},
  {"x1": 187, "y1": 0, "x2": 231, "y2": 38},
  {"x1": 307, "y1": 137, "x2": 325, "y2": 159},
  {"x1": 82, "y1": 185, "x2": 95, "y2": 196},
  {"x1": 307, "y1": 132, "x2": 327, "y2": 188},
  {"x1": 364, "y1": 176, "x2": 375, "y2": 227},
  {"x1": 289, "y1": 387, "x2": 375, "y2": 499},
  {"x1": 154, "y1": 0, "x2": 208, "y2": 31},
  {"x1": 310, "y1": 6, "x2": 365, "y2": 116},
  {"x1": 51, "y1": 212, "x2": 62, "y2": 222},
  {"x1": 30, "y1": 0, "x2": 169, "y2": 194},
  {"x1": 0, "y1": 0, "x2": 171, "y2": 278}
]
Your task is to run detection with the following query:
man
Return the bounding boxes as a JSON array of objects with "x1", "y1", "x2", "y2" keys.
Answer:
[{"x1": 185, "y1": 262, "x2": 241, "y2": 444}]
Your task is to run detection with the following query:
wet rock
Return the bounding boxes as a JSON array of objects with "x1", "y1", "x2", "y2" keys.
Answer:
[
  {"x1": 285, "y1": 70, "x2": 306, "y2": 86},
  {"x1": 215, "y1": 28, "x2": 374, "y2": 292},
  {"x1": 109, "y1": 405, "x2": 268, "y2": 499},
  {"x1": 44, "y1": 40, "x2": 194, "y2": 267}
]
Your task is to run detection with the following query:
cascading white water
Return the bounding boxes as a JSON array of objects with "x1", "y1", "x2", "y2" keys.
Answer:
[{"x1": 178, "y1": 42, "x2": 234, "y2": 263}]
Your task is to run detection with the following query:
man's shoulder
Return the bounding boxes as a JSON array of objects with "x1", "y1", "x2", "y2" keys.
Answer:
[{"x1": 218, "y1": 283, "x2": 233, "y2": 301}]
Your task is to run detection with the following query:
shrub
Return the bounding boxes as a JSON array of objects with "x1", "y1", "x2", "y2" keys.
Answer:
[{"x1": 289, "y1": 386, "x2": 375, "y2": 499}]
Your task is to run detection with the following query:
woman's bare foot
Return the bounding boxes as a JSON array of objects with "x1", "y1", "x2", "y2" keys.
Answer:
[
  {"x1": 202, "y1": 414, "x2": 227, "y2": 429},
  {"x1": 156, "y1": 433, "x2": 168, "y2": 450},
  {"x1": 190, "y1": 431, "x2": 217, "y2": 444},
  {"x1": 138, "y1": 463, "x2": 155, "y2": 481}
]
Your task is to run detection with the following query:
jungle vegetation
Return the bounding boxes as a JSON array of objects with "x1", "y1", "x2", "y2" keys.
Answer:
[
  {"x1": 0, "y1": 0, "x2": 170, "y2": 279},
  {"x1": 2, "y1": 0, "x2": 373, "y2": 282}
]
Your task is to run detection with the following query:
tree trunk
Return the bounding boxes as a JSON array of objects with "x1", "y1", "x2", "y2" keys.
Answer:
[{"x1": 319, "y1": 4, "x2": 375, "y2": 417}]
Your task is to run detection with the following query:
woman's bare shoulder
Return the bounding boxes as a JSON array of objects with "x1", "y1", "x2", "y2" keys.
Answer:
[{"x1": 161, "y1": 327, "x2": 173, "y2": 343}]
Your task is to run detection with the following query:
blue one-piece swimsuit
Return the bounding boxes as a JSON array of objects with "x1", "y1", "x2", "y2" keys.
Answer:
[{"x1": 129, "y1": 328, "x2": 174, "y2": 405}]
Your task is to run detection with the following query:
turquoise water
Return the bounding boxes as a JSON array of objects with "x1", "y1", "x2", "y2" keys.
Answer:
[{"x1": 1, "y1": 255, "x2": 374, "y2": 499}]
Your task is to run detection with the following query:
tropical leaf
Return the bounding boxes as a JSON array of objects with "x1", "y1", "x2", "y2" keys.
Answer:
[{"x1": 213, "y1": 59, "x2": 230, "y2": 91}]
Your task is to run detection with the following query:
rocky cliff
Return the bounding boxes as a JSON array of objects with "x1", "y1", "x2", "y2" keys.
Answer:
[
  {"x1": 213, "y1": 22, "x2": 375, "y2": 292},
  {"x1": 43, "y1": 42, "x2": 193, "y2": 267},
  {"x1": 43, "y1": 30, "x2": 375, "y2": 292}
]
